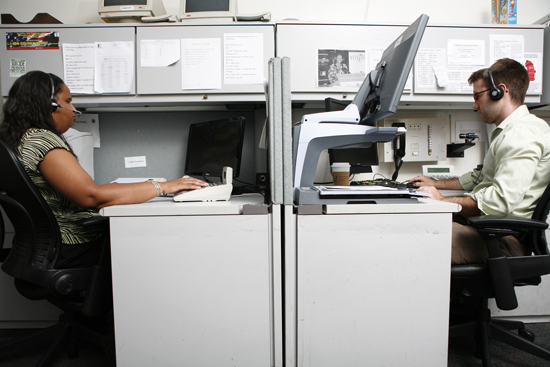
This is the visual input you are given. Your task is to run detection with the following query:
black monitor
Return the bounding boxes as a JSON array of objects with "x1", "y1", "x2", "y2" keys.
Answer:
[
  {"x1": 325, "y1": 98, "x2": 379, "y2": 174},
  {"x1": 184, "y1": 117, "x2": 245, "y2": 179},
  {"x1": 352, "y1": 14, "x2": 429, "y2": 126}
]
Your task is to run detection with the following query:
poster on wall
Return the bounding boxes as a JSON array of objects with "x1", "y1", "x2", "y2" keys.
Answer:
[
  {"x1": 6, "y1": 32, "x2": 59, "y2": 50},
  {"x1": 317, "y1": 49, "x2": 366, "y2": 88}
]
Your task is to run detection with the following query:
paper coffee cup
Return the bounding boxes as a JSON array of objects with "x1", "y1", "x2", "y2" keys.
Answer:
[{"x1": 331, "y1": 162, "x2": 350, "y2": 186}]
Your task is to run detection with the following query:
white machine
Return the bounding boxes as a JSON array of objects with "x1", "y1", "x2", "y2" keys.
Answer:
[{"x1": 173, "y1": 167, "x2": 233, "y2": 202}]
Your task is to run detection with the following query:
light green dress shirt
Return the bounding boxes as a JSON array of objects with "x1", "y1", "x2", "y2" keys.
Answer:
[{"x1": 458, "y1": 105, "x2": 550, "y2": 218}]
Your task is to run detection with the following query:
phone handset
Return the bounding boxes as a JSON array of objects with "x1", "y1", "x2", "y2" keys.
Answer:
[
  {"x1": 222, "y1": 166, "x2": 233, "y2": 185},
  {"x1": 391, "y1": 122, "x2": 406, "y2": 181}
]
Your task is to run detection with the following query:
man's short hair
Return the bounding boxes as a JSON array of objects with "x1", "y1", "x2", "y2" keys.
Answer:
[{"x1": 468, "y1": 58, "x2": 530, "y2": 105}]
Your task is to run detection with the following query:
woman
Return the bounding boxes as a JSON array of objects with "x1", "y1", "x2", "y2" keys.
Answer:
[
  {"x1": 328, "y1": 52, "x2": 350, "y2": 85},
  {"x1": 0, "y1": 71, "x2": 208, "y2": 267}
]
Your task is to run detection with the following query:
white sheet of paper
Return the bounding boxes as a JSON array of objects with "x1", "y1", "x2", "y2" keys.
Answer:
[
  {"x1": 490, "y1": 34, "x2": 524, "y2": 64},
  {"x1": 181, "y1": 38, "x2": 221, "y2": 90},
  {"x1": 414, "y1": 48, "x2": 446, "y2": 92},
  {"x1": 94, "y1": 41, "x2": 134, "y2": 94},
  {"x1": 444, "y1": 65, "x2": 478, "y2": 93},
  {"x1": 447, "y1": 39, "x2": 485, "y2": 66},
  {"x1": 73, "y1": 114, "x2": 100, "y2": 148},
  {"x1": 62, "y1": 43, "x2": 95, "y2": 94},
  {"x1": 141, "y1": 39, "x2": 180, "y2": 67},
  {"x1": 224, "y1": 33, "x2": 264, "y2": 85}
]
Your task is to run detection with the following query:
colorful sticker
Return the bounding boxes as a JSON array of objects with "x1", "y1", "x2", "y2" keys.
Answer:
[
  {"x1": 6, "y1": 32, "x2": 59, "y2": 50},
  {"x1": 9, "y1": 58, "x2": 26, "y2": 77}
]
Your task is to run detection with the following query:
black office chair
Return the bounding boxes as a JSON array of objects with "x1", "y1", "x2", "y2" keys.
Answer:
[
  {"x1": 450, "y1": 181, "x2": 550, "y2": 366},
  {"x1": 0, "y1": 139, "x2": 114, "y2": 366}
]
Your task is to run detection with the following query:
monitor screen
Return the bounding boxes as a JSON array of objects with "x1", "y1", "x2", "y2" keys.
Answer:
[
  {"x1": 184, "y1": 117, "x2": 245, "y2": 179},
  {"x1": 351, "y1": 14, "x2": 429, "y2": 126},
  {"x1": 104, "y1": 0, "x2": 147, "y2": 5},
  {"x1": 186, "y1": 0, "x2": 230, "y2": 12},
  {"x1": 180, "y1": 0, "x2": 237, "y2": 21},
  {"x1": 325, "y1": 98, "x2": 379, "y2": 174}
]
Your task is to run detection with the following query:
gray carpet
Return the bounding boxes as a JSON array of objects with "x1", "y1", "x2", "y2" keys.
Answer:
[{"x1": 2, "y1": 324, "x2": 550, "y2": 366}]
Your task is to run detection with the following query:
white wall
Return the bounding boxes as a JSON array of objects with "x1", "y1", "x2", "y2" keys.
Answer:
[{"x1": 1, "y1": 0, "x2": 550, "y2": 26}]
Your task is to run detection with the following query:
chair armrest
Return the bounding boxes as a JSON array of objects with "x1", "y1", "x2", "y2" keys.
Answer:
[
  {"x1": 469, "y1": 215, "x2": 548, "y2": 232},
  {"x1": 77, "y1": 216, "x2": 109, "y2": 234}
]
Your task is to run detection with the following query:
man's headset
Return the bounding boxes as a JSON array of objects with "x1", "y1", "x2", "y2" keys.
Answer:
[
  {"x1": 48, "y1": 73, "x2": 82, "y2": 116},
  {"x1": 487, "y1": 68, "x2": 505, "y2": 101}
]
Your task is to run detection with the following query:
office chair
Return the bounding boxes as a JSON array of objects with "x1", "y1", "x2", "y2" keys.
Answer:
[
  {"x1": 449, "y1": 181, "x2": 550, "y2": 366},
  {"x1": 0, "y1": 139, "x2": 114, "y2": 366}
]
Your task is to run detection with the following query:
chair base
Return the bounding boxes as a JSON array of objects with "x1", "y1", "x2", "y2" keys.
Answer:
[
  {"x1": 0, "y1": 312, "x2": 114, "y2": 367},
  {"x1": 450, "y1": 307, "x2": 550, "y2": 367}
]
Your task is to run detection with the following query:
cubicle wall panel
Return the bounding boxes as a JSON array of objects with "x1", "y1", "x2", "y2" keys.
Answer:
[
  {"x1": 276, "y1": 22, "x2": 544, "y2": 103},
  {"x1": 110, "y1": 214, "x2": 272, "y2": 367},
  {"x1": 0, "y1": 25, "x2": 136, "y2": 96},
  {"x1": 136, "y1": 24, "x2": 275, "y2": 95},
  {"x1": 296, "y1": 212, "x2": 452, "y2": 367},
  {"x1": 276, "y1": 23, "x2": 405, "y2": 94}
]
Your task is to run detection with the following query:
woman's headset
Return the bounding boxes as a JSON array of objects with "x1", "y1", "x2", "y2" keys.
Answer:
[
  {"x1": 487, "y1": 68, "x2": 505, "y2": 101},
  {"x1": 48, "y1": 73, "x2": 61, "y2": 113}
]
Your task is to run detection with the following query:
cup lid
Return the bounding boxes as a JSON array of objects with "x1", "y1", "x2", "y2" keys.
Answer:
[{"x1": 331, "y1": 162, "x2": 351, "y2": 168}]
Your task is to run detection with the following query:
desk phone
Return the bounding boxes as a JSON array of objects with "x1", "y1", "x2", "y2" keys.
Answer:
[
  {"x1": 173, "y1": 167, "x2": 233, "y2": 202},
  {"x1": 422, "y1": 165, "x2": 457, "y2": 180}
]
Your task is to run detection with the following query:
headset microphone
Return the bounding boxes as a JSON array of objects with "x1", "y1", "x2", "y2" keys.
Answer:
[{"x1": 57, "y1": 104, "x2": 82, "y2": 116}]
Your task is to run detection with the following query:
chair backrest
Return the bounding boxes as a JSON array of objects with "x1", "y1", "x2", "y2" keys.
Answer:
[
  {"x1": 0, "y1": 139, "x2": 62, "y2": 280},
  {"x1": 529, "y1": 181, "x2": 550, "y2": 255}
]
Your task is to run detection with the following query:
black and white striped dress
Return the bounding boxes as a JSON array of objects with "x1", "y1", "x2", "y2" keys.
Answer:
[{"x1": 17, "y1": 128, "x2": 101, "y2": 245}]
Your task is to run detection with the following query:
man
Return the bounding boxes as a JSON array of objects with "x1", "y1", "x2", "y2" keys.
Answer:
[{"x1": 409, "y1": 58, "x2": 550, "y2": 264}]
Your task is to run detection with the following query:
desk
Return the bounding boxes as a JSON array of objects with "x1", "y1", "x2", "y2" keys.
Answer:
[
  {"x1": 287, "y1": 199, "x2": 460, "y2": 366},
  {"x1": 100, "y1": 194, "x2": 281, "y2": 367}
]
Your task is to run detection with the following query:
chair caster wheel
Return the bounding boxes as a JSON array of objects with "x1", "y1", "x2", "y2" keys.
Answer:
[{"x1": 519, "y1": 328, "x2": 535, "y2": 342}]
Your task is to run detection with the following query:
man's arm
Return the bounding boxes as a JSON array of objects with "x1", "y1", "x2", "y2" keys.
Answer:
[
  {"x1": 408, "y1": 176, "x2": 464, "y2": 190},
  {"x1": 419, "y1": 186, "x2": 481, "y2": 216}
]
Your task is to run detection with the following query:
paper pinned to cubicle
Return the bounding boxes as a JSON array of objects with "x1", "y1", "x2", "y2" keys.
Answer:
[
  {"x1": 447, "y1": 39, "x2": 485, "y2": 66},
  {"x1": 224, "y1": 33, "x2": 264, "y2": 85},
  {"x1": 94, "y1": 41, "x2": 134, "y2": 94},
  {"x1": 62, "y1": 43, "x2": 95, "y2": 94},
  {"x1": 140, "y1": 39, "x2": 180, "y2": 67},
  {"x1": 181, "y1": 38, "x2": 221, "y2": 90}
]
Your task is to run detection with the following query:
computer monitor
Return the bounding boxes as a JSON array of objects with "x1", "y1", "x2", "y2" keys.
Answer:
[
  {"x1": 325, "y1": 98, "x2": 379, "y2": 174},
  {"x1": 179, "y1": 0, "x2": 237, "y2": 22},
  {"x1": 184, "y1": 117, "x2": 245, "y2": 180},
  {"x1": 98, "y1": 0, "x2": 166, "y2": 22},
  {"x1": 352, "y1": 14, "x2": 429, "y2": 125}
]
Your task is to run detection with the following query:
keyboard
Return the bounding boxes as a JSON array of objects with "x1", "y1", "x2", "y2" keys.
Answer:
[{"x1": 351, "y1": 179, "x2": 415, "y2": 189}]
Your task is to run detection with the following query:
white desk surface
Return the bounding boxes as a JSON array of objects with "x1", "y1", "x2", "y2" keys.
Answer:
[
  {"x1": 99, "y1": 193, "x2": 265, "y2": 217},
  {"x1": 322, "y1": 198, "x2": 461, "y2": 214}
]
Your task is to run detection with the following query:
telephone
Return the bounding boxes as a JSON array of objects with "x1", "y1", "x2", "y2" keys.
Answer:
[
  {"x1": 173, "y1": 167, "x2": 233, "y2": 202},
  {"x1": 391, "y1": 122, "x2": 406, "y2": 180}
]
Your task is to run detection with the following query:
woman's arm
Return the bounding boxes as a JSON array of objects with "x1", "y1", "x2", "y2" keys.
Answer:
[{"x1": 39, "y1": 148, "x2": 209, "y2": 210}]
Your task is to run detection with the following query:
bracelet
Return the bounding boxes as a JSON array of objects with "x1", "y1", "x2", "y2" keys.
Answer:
[{"x1": 152, "y1": 181, "x2": 164, "y2": 197}]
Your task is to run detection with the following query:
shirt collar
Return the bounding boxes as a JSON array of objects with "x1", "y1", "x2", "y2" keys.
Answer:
[{"x1": 495, "y1": 105, "x2": 529, "y2": 132}]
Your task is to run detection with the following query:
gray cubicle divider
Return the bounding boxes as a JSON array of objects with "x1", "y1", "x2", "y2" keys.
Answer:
[
  {"x1": 281, "y1": 57, "x2": 294, "y2": 205},
  {"x1": 276, "y1": 22, "x2": 544, "y2": 103},
  {"x1": 136, "y1": 23, "x2": 275, "y2": 96},
  {"x1": 0, "y1": 24, "x2": 136, "y2": 96},
  {"x1": 268, "y1": 57, "x2": 283, "y2": 204}
]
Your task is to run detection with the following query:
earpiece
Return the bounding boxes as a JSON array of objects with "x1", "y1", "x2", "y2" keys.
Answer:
[
  {"x1": 487, "y1": 68, "x2": 504, "y2": 101},
  {"x1": 48, "y1": 73, "x2": 60, "y2": 113}
]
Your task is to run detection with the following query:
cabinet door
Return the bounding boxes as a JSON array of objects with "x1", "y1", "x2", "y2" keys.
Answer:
[
  {"x1": 296, "y1": 212, "x2": 452, "y2": 367},
  {"x1": 110, "y1": 214, "x2": 272, "y2": 367}
]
